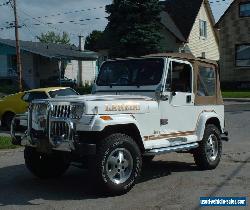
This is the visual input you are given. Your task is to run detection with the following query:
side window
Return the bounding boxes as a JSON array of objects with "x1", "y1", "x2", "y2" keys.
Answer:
[
  {"x1": 197, "y1": 66, "x2": 216, "y2": 96},
  {"x1": 22, "y1": 93, "x2": 30, "y2": 102},
  {"x1": 22, "y1": 92, "x2": 48, "y2": 102},
  {"x1": 166, "y1": 61, "x2": 192, "y2": 93}
]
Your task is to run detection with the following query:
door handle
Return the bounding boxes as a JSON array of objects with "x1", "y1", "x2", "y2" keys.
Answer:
[{"x1": 186, "y1": 95, "x2": 191, "y2": 103}]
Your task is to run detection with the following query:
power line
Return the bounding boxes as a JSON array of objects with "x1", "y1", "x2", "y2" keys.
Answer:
[
  {"x1": 25, "y1": 17, "x2": 105, "y2": 26},
  {"x1": 23, "y1": 5, "x2": 105, "y2": 21},
  {"x1": 16, "y1": 7, "x2": 80, "y2": 37},
  {"x1": 209, "y1": 0, "x2": 232, "y2": 4}
]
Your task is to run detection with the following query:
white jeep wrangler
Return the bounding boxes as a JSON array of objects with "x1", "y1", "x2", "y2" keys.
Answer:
[{"x1": 11, "y1": 53, "x2": 228, "y2": 195}]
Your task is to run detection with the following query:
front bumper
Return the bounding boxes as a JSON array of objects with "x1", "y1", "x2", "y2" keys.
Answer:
[{"x1": 10, "y1": 103, "x2": 97, "y2": 154}]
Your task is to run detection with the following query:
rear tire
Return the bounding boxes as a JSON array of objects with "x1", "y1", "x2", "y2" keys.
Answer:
[
  {"x1": 92, "y1": 133, "x2": 142, "y2": 195},
  {"x1": 24, "y1": 147, "x2": 70, "y2": 179},
  {"x1": 193, "y1": 124, "x2": 222, "y2": 170}
]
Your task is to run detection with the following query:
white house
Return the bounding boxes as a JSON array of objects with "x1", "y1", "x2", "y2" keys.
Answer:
[{"x1": 0, "y1": 38, "x2": 98, "y2": 89}]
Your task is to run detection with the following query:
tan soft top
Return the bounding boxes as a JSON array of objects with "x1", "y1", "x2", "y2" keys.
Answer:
[
  {"x1": 145, "y1": 53, "x2": 223, "y2": 105},
  {"x1": 144, "y1": 53, "x2": 218, "y2": 66}
]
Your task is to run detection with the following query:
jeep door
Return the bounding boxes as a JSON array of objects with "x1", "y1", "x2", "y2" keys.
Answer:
[{"x1": 159, "y1": 58, "x2": 198, "y2": 134}]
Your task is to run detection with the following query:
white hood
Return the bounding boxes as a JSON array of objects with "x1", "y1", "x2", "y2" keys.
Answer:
[{"x1": 45, "y1": 94, "x2": 158, "y2": 115}]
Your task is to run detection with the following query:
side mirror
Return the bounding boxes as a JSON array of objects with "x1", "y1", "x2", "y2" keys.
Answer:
[
  {"x1": 161, "y1": 93, "x2": 169, "y2": 101},
  {"x1": 172, "y1": 91, "x2": 176, "y2": 96}
]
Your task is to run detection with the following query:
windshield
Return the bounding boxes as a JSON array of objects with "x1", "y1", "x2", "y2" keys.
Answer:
[
  {"x1": 97, "y1": 58, "x2": 164, "y2": 86},
  {"x1": 49, "y1": 88, "x2": 78, "y2": 98}
]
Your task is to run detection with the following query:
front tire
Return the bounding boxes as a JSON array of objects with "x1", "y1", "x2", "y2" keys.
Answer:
[
  {"x1": 93, "y1": 133, "x2": 142, "y2": 195},
  {"x1": 3, "y1": 112, "x2": 15, "y2": 130},
  {"x1": 193, "y1": 124, "x2": 222, "y2": 170},
  {"x1": 24, "y1": 147, "x2": 70, "y2": 179}
]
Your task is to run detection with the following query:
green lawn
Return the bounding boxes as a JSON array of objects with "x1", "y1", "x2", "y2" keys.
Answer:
[
  {"x1": 0, "y1": 136, "x2": 19, "y2": 150},
  {"x1": 222, "y1": 91, "x2": 250, "y2": 98}
]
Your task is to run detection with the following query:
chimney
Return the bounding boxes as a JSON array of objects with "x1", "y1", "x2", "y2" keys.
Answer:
[{"x1": 78, "y1": 35, "x2": 85, "y2": 51}]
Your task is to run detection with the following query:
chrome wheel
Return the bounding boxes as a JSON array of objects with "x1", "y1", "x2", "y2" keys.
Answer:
[
  {"x1": 106, "y1": 148, "x2": 133, "y2": 184},
  {"x1": 206, "y1": 134, "x2": 219, "y2": 162}
]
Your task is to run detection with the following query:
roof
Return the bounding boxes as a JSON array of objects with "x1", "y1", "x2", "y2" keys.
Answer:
[
  {"x1": 27, "y1": 87, "x2": 69, "y2": 93},
  {"x1": 215, "y1": 0, "x2": 236, "y2": 28},
  {"x1": 160, "y1": 11, "x2": 186, "y2": 42},
  {"x1": 0, "y1": 38, "x2": 98, "y2": 61},
  {"x1": 145, "y1": 53, "x2": 218, "y2": 65},
  {"x1": 160, "y1": 0, "x2": 216, "y2": 41}
]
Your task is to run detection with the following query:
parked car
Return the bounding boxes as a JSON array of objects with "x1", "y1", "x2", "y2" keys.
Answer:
[{"x1": 0, "y1": 87, "x2": 79, "y2": 129}]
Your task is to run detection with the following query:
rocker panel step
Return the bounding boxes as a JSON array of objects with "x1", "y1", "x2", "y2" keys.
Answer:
[{"x1": 144, "y1": 142, "x2": 199, "y2": 156}]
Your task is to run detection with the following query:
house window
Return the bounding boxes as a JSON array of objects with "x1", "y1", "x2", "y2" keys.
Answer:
[
  {"x1": 199, "y1": 20, "x2": 207, "y2": 38},
  {"x1": 235, "y1": 44, "x2": 250, "y2": 67},
  {"x1": 239, "y1": 2, "x2": 250, "y2": 17},
  {"x1": 7, "y1": 55, "x2": 17, "y2": 76}
]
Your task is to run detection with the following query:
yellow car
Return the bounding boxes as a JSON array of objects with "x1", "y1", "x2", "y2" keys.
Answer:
[{"x1": 0, "y1": 87, "x2": 79, "y2": 129}]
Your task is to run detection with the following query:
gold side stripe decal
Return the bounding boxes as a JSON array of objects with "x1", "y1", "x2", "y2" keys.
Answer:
[{"x1": 144, "y1": 131, "x2": 195, "y2": 141}]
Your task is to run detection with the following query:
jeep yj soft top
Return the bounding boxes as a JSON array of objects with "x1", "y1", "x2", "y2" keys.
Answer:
[{"x1": 144, "y1": 53, "x2": 223, "y2": 105}]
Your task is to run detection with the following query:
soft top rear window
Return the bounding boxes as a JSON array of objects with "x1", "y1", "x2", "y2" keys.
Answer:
[{"x1": 97, "y1": 58, "x2": 164, "y2": 86}]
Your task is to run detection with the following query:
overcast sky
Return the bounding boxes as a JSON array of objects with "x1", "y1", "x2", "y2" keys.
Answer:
[{"x1": 0, "y1": 0, "x2": 233, "y2": 45}]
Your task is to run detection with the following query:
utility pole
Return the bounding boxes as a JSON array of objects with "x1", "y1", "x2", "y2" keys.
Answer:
[
  {"x1": 78, "y1": 35, "x2": 84, "y2": 86},
  {"x1": 11, "y1": 0, "x2": 23, "y2": 91}
]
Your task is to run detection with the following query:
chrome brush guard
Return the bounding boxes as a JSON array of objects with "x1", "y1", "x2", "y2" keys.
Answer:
[{"x1": 11, "y1": 101, "x2": 76, "y2": 152}]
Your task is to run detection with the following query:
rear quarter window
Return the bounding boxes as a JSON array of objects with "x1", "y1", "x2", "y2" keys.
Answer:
[{"x1": 197, "y1": 66, "x2": 216, "y2": 96}]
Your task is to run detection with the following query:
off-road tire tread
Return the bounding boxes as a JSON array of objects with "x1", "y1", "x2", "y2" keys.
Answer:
[
  {"x1": 24, "y1": 147, "x2": 70, "y2": 179},
  {"x1": 193, "y1": 124, "x2": 222, "y2": 170},
  {"x1": 92, "y1": 133, "x2": 142, "y2": 195}
]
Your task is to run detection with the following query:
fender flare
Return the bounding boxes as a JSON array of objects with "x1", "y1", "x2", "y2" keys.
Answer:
[
  {"x1": 92, "y1": 114, "x2": 145, "y2": 150},
  {"x1": 93, "y1": 114, "x2": 141, "y2": 131},
  {"x1": 196, "y1": 111, "x2": 223, "y2": 141}
]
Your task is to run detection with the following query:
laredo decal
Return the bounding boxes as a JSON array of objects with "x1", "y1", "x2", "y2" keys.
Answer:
[{"x1": 105, "y1": 103, "x2": 140, "y2": 112}]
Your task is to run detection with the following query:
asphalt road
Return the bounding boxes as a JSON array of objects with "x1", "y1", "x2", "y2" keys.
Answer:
[{"x1": 0, "y1": 103, "x2": 250, "y2": 210}]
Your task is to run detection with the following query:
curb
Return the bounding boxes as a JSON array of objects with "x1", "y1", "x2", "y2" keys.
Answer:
[{"x1": 223, "y1": 98, "x2": 250, "y2": 102}]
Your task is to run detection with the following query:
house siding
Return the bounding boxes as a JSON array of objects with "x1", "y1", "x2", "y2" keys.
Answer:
[
  {"x1": 160, "y1": 28, "x2": 183, "y2": 52},
  {"x1": 188, "y1": 2, "x2": 219, "y2": 60},
  {"x1": 35, "y1": 55, "x2": 59, "y2": 88},
  {"x1": 65, "y1": 60, "x2": 97, "y2": 85},
  {"x1": 218, "y1": 0, "x2": 250, "y2": 83},
  {"x1": 22, "y1": 52, "x2": 36, "y2": 89},
  {"x1": 0, "y1": 55, "x2": 7, "y2": 77}
]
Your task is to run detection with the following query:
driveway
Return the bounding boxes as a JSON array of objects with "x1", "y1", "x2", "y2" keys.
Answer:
[{"x1": 0, "y1": 102, "x2": 249, "y2": 210}]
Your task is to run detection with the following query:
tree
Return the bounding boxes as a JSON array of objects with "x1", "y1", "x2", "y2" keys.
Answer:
[
  {"x1": 105, "y1": 0, "x2": 164, "y2": 57},
  {"x1": 36, "y1": 31, "x2": 70, "y2": 45},
  {"x1": 84, "y1": 30, "x2": 104, "y2": 51}
]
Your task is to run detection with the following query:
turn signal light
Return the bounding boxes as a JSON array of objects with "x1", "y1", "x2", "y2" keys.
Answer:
[{"x1": 100, "y1": 116, "x2": 113, "y2": 121}]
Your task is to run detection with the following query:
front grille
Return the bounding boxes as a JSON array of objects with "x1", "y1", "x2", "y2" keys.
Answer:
[
  {"x1": 51, "y1": 105, "x2": 71, "y2": 118},
  {"x1": 51, "y1": 122, "x2": 69, "y2": 139}
]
